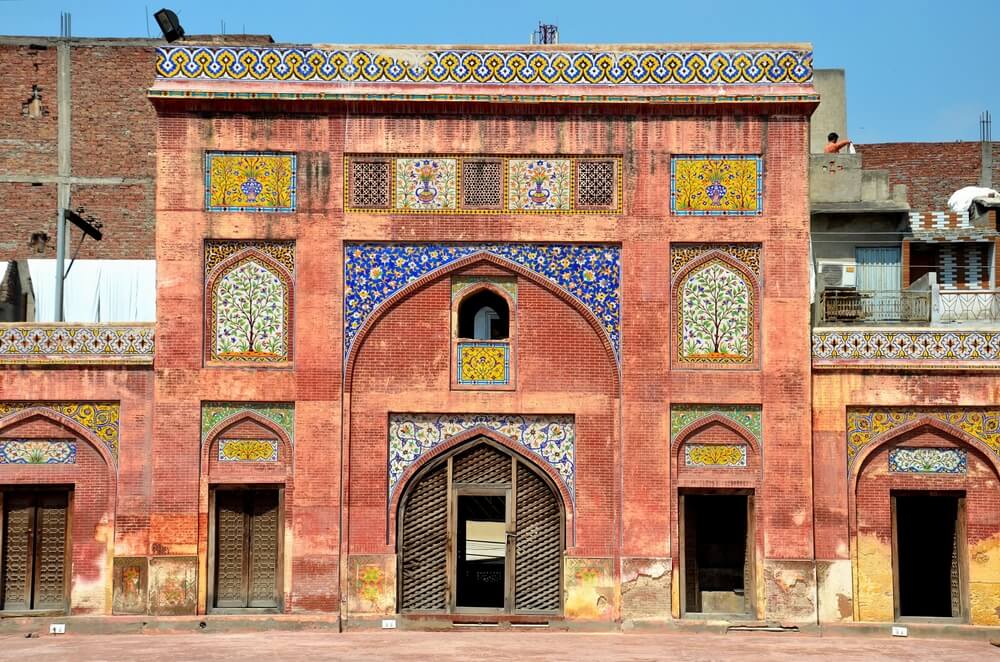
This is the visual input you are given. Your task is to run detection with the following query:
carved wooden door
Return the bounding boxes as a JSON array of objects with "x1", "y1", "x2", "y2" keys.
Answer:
[
  {"x1": 1, "y1": 491, "x2": 69, "y2": 612},
  {"x1": 213, "y1": 489, "x2": 280, "y2": 609}
]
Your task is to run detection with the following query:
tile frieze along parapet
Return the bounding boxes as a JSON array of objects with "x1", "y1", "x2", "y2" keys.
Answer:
[
  {"x1": 151, "y1": 44, "x2": 816, "y2": 102},
  {"x1": 0, "y1": 323, "x2": 155, "y2": 366}
]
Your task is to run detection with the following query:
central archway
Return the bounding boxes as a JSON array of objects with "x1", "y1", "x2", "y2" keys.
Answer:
[{"x1": 397, "y1": 438, "x2": 564, "y2": 615}]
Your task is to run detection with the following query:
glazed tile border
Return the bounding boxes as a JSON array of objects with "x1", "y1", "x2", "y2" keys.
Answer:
[
  {"x1": 0, "y1": 402, "x2": 119, "y2": 461},
  {"x1": 388, "y1": 413, "x2": 575, "y2": 500},
  {"x1": 847, "y1": 408, "x2": 1000, "y2": 473},
  {"x1": 200, "y1": 402, "x2": 294, "y2": 445},
  {"x1": 0, "y1": 324, "x2": 154, "y2": 364},
  {"x1": 813, "y1": 330, "x2": 1000, "y2": 368},
  {"x1": 156, "y1": 47, "x2": 813, "y2": 86}
]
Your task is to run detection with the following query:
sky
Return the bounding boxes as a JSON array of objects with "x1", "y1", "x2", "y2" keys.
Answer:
[{"x1": 1, "y1": 0, "x2": 996, "y2": 144}]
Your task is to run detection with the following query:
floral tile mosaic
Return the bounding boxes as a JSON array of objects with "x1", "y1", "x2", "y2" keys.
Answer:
[
  {"x1": 507, "y1": 159, "x2": 572, "y2": 211},
  {"x1": 671, "y1": 245, "x2": 760, "y2": 366},
  {"x1": 670, "y1": 405, "x2": 762, "y2": 443},
  {"x1": 205, "y1": 152, "x2": 296, "y2": 212},
  {"x1": 847, "y1": 408, "x2": 1000, "y2": 473},
  {"x1": 394, "y1": 158, "x2": 457, "y2": 210},
  {"x1": 0, "y1": 402, "x2": 119, "y2": 461},
  {"x1": 683, "y1": 444, "x2": 747, "y2": 467},
  {"x1": 345, "y1": 243, "x2": 620, "y2": 363},
  {"x1": 388, "y1": 414, "x2": 575, "y2": 499},
  {"x1": 888, "y1": 447, "x2": 967, "y2": 474},
  {"x1": 457, "y1": 342, "x2": 509, "y2": 385},
  {"x1": 0, "y1": 440, "x2": 76, "y2": 464},
  {"x1": 201, "y1": 402, "x2": 294, "y2": 445},
  {"x1": 217, "y1": 438, "x2": 278, "y2": 463},
  {"x1": 0, "y1": 324, "x2": 154, "y2": 365},
  {"x1": 157, "y1": 47, "x2": 813, "y2": 86},
  {"x1": 671, "y1": 155, "x2": 762, "y2": 216},
  {"x1": 205, "y1": 241, "x2": 294, "y2": 364}
]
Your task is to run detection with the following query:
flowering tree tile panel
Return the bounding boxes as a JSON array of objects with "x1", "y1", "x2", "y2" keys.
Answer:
[
  {"x1": 671, "y1": 245, "x2": 760, "y2": 367},
  {"x1": 205, "y1": 152, "x2": 296, "y2": 212},
  {"x1": 206, "y1": 241, "x2": 294, "y2": 364},
  {"x1": 0, "y1": 440, "x2": 76, "y2": 464},
  {"x1": 394, "y1": 158, "x2": 457, "y2": 210},
  {"x1": 671, "y1": 155, "x2": 762, "y2": 216}
]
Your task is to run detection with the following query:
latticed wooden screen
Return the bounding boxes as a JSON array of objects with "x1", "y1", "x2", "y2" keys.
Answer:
[
  {"x1": 399, "y1": 464, "x2": 449, "y2": 611},
  {"x1": 1, "y1": 491, "x2": 68, "y2": 612},
  {"x1": 399, "y1": 441, "x2": 563, "y2": 614},
  {"x1": 514, "y1": 463, "x2": 561, "y2": 612},
  {"x1": 213, "y1": 489, "x2": 280, "y2": 609}
]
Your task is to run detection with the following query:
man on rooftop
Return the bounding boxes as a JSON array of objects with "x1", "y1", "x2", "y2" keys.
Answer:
[{"x1": 824, "y1": 132, "x2": 853, "y2": 153}]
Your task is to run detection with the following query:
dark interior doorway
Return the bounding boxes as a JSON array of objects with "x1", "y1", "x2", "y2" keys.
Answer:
[
  {"x1": 455, "y1": 494, "x2": 506, "y2": 609},
  {"x1": 895, "y1": 494, "x2": 963, "y2": 619},
  {"x1": 457, "y1": 289, "x2": 509, "y2": 340},
  {"x1": 683, "y1": 493, "x2": 751, "y2": 615}
]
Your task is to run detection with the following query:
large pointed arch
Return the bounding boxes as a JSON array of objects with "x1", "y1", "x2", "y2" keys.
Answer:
[
  {"x1": 0, "y1": 406, "x2": 118, "y2": 471},
  {"x1": 344, "y1": 251, "x2": 620, "y2": 391}
]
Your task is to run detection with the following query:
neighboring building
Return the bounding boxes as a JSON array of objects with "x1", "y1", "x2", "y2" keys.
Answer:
[
  {"x1": 0, "y1": 39, "x2": 997, "y2": 633},
  {"x1": 810, "y1": 74, "x2": 1000, "y2": 627}
]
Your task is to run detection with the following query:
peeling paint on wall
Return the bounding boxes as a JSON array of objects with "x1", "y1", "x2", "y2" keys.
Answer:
[
  {"x1": 564, "y1": 558, "x2": 614, "y2": 620},
  {"x1": 855, "y1": 534, "x2": 894, "y2": 622},
  {"x1": 621, "y1": 557, "x2": 671, "y2": 620}
]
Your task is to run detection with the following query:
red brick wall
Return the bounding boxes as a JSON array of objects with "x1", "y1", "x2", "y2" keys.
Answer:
[
  {"x1": 0, "y1": 41, "x2": 156, "y2": 262},
  {"x1": 0, "y1": 367, "x2": 154, "y2": 613},
  {"x1": 855, "y1": 141, "x2": 987, "y2": 211}
]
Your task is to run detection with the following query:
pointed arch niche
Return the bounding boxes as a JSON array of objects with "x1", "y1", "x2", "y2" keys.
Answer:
[
  {"x1": 204, "y1": 240, "x2": 295, "y2": 366},
  {"x1": 670, "y1": 244, "x2": 761, "y2": 369}
]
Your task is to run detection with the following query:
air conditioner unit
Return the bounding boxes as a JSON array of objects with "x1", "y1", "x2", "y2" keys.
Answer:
[{"x1": 817, "y1": 259, "x2": 857, "y2": 288}]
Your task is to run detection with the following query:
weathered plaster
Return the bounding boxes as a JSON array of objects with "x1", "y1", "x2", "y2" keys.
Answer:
[
  {"x1": 564, "y1": 558, "x2": 614, "y2": 621},
  {"x1": 762, "y1": 560, "x2": 817, "y2": 623},
  {"x1": 855, "y1": 534, "x2": 893, "y2": 622},
  {"x1": 816, "y1": 559, "x2": 853, "y2": 622},
  {"x1": 621, "y1": 557, "x2": 671, "y2": 620},
  {"x1": 347, "y1": 555, "x2": 396, "y2": 616}
]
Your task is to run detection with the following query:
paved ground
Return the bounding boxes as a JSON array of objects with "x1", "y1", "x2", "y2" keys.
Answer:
[{"x1": 0, "y1": 630, "x2": 994, "y2": 661}]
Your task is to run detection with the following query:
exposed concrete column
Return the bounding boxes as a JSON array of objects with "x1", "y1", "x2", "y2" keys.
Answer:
[
  {"x1": 57, "y1": 40, "x2": 71, "y2": 211},
  {"x1": 980, "y1": 140, "x2": 993, "y2": 189}
]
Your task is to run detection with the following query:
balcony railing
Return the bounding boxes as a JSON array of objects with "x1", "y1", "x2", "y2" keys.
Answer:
[
  {"x1": 939, "y1": 290, "x2": 1000, "y2": 322},
  {"x1": 820, "y1": 289, "x2": 931, "y2": 323}
]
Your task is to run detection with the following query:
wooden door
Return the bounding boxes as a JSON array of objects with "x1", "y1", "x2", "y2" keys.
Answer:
[
  {"x1": 213, "y1": 489, "x2": 280, "y2": 610},
  {"x1": 1, "y1": 491, "x2": 69, "y2": 612},
  {"x1": 513, "y1": 462, "x2": 561, "y2": 613}
]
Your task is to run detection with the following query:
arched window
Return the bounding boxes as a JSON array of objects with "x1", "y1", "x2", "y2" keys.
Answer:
[{"x1": 457, "y1": 289, "x2": 509, "y2": 340}]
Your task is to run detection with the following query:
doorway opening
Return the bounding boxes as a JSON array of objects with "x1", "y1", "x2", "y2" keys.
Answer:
[
  {"x1": 455, "y1": 494, "x2": 507, "y2": 609},
  {"x1": 0, "y1": 489, "x2": 70, "y2": 613},
  {"x1": 398, "y1": 439, "x2": 563, "y2": 616},
  {"x1": 894, "y1": 493, "x2": 965, "y2": 619},
  {"x1": 681, "y1": 492, "x2": 753, "y2": 617},
  {"x1": 210, "y1": 487, "x2": 282, "y2": 611}
]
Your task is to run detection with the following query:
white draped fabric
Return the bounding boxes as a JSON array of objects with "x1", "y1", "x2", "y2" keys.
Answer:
[{"x1": 27, "y1": 259, "x2": 156, "y2": 322}]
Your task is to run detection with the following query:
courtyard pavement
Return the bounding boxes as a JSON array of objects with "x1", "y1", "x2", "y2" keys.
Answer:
[{"x1": 0, "y1": 630, "x2": 994, "y2": 661}]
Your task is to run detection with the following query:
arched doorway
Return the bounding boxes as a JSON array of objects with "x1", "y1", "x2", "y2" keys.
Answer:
[{"x1": 397, "y1": 438, "x2": 564, "y2": 615}]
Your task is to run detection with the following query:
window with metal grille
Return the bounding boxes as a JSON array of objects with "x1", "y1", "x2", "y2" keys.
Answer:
[
  {"x1": 461, "y1": 159, "x2": 503, "y2": 209},
  {"x1": 576, "y1": 160, "x2": 616, "y2": 209},
  {"x1": 349, "y1": 159, "x2": 391, "y2": 209}
]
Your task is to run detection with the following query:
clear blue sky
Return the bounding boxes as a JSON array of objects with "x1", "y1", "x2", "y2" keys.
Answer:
[{"x1": 2, "y1": 0, "x2": 995, "y2": 144}]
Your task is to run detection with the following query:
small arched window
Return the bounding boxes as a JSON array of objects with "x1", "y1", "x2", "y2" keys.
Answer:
[{"x1": 458, "y1": 289, "x2": 509, "y2": 340}]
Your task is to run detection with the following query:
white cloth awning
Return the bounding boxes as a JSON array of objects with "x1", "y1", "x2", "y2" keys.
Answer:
[{"x1": 27, "y1": 259, "x2": 156, "y2": 322}]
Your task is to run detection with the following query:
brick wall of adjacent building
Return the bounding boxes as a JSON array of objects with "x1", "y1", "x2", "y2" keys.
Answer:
[{"x1": 855, "y1": 141, "x2": 1000, "y2": 211}]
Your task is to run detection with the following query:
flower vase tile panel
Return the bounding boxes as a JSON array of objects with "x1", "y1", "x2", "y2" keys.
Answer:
[
  {"x1": 671, "y1": 155, "x2": 762, "y2": 216},
  {"x1": 508, "y1": 158, "x2": 573, "y2": 212},
  {"x1": 394, "y1": 158, "x2": 458, "y2": 211},
  {"x1": 206, "y1": 241, "x2": 294, "y2": 365},
  {"x1": 206, "y1": 152, "x2": 296, "y2": 212}
]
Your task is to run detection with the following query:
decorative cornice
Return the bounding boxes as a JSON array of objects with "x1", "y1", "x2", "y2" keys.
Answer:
[
  {"x1": 155, "y1": 46, "x2": 813, "y2": 87},
  {"x1": 0, "y1": 324, "x2": 154, "y2": 365},
  {"x1": 813, "y1": 329, "x2": 1000, "y2": 370}
]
